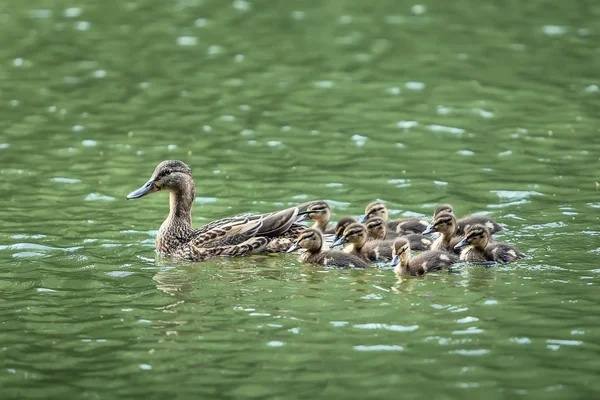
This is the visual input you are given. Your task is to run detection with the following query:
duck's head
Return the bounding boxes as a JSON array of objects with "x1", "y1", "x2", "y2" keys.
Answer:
[
  {"x1": 454, "y1": 225, "x2": 490, "y2": 250},
  {"x1": 391, "y1": 238, "x2": 411, "y2": 268},
  {"x1": 297, "y1": 201, "x2": 331, "y2": 224},
  {"x1": 360, "y1": 201, "x2": 388, "y2": 223},
  {"x1": 433, "y1": 204, "x2": 454, "y2": 218},
  {"x1": 286, "y1": 228, "x2": 323, "y2": 253},
  {"x1": 365, "y1": 217, "x2": 387, "y2": 240},
  {"x1": 333, "y1": 217, "x2": 356, "y2": 242},
  {"x1": 423, "y1": 211, "x2": 456, "y2": 235},
  {"x1": 126, "y1": 160, "x2": 194, "y2": 200},
  {"x1": 332, "y1": 222, "x2": 367, "y2": 248}
]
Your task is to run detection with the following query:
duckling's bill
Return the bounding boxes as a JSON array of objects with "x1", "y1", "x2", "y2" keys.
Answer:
[
  {"x1": 454, "y1": 238, "x2": 468, "y2": 250},
  {"x1": 127, "y1": 179, "x2": 158, "y2": 199},
  {"x1": 390, "y1": 255, "x2": 400, "y2": 267},
  {"x1": 331, "y1": 236, "x2": 348, "y2": 247},
  {"x1": 286, "y1": 242, "x2": 300, "y2": 253},
  {"x1": 422, "y1": 224, "x2": 436, "y2": 235}
]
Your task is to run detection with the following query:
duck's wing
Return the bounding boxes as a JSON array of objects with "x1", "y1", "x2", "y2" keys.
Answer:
[{"x1": 187, "y1": 205, "x2": 309, "y2": 249}]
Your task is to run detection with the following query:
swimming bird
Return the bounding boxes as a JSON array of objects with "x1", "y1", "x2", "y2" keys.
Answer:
[
  {"x1": 286, "y1": 228, "x2": 369, "y2": 268},
  {"x1": 332, "y1": 222, "x2": 394, "y2": 262},
  {"x1": 422, "y1": 211, "x2": 462, "y2": 253},
  {"x1": 454, "y1": 225, "x2": 525, "y2": 263},
  {"x1": 433, "y1": 204, "x2": 503, "y2": 236},
  {"x1": 296, "y1": 200, "x2": 335, "y2": 234},
  {"x1": 361, "y1": 201, "x2": 429, "y2": 234},
  {"x1": 391, "y1": 238, "x2": 459, "y2": 276},
  {"x1": 332, "y1": 216, "x2": 356, "y2": 243},
  {"x1": 126, "y1": 160, "x2": 318, "y2": 261}
]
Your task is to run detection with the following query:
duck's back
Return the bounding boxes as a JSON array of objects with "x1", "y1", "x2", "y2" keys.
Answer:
[
  {"x1": 391, "y1": 218, "x2": 429, "y2": 234},
  {"x1": 409, "y1": 250, "x2": 459, "y2": 274},
  {"x1": 457, "y1": 216, "x2": 502, "y2": 235},
  {"x1": 485, "y1": 243, "x2": 525, "y2": 263}
]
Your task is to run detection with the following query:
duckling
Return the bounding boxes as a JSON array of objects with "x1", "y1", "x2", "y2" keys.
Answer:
[
  {"x1": 434, "y1": 204, "x2": 503, "y2": 236},
  {"x1": 332, "y1": 216, "x2": 356, "y2": 243},
  {"x1": 454, "y1": 225, "x2": 525, "y2": 263},
  {"x1": 365, "y1": 217, "x2": 432, "y2": 251},
  {"x1": 422, "y1": 211, "x2": 463, "y2": 253},
  {"x1": 286, "y1": 228, "x2": 369, "y2": 268},
  {"x1": 331, "y1": 222, "x2": 394, "y2": 262},
  {"x1": 391, "y1": 238, "x2": 459, "y2": 276},
  {"x1": 296, "y1": 200, "x2": 335, "y2": 234},
  {"x1": 126, "y1": 160, "x2": 320, "y2": 261},
  {"x1": 361, "y1": 201, "x2": 429, "y2": 234}
]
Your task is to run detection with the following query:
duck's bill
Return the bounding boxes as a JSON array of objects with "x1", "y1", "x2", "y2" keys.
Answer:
[
  {"x1": 126, "y1": 180, "x2": 158, "y2": 199},
  {"x1": 286, "y1": 242, "x2": 300, "y2": 253},
  {"x1": 422, "y1": 224, "x2": 436, "y2": 235},
  {"x1": 454, "y1": 238, "x2": 468, "y2": 250},
  {"x1": 296, "y1": 212, "x2": 311, "y2": 223},
  {"x1": 331, "y1": 237, "x2": 348, "y2": 247},
  {"x1": 359, "y1": 214, "x2": 369, "y2": 223},
  {"x1": 390, "y1": 255, "x2": 400, "y2": 267}
]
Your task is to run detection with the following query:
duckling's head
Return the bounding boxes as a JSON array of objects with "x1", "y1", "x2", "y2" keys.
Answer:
[
  {"x1": 423, "y1": 212, "x2": 456, "y2": 235},
  {"x1": 286, "y1": 228, "x2": 323, "y2": 253},
  {"x1": 390, "y1": 238, "x2": 411, "y2": 268},
  {"x1": 332, "y1": 222, "x2": 367, "y2": 248},
  {"x1": 433, "y1": 204, "x2": 454, "y2": 218},
  {"x1": 365, "y1": 217, "x2": 387, "y2": 240},
  {"x1": 127, "y1": 160, "x2": 194, "y2": 199},
  {"x1": 454, "y1": 225, "x2": 490, "y2": 250},
  {"x1": 333, "y1": 216, "x2": 356, "y2": 242},
  {"x1": 297, "y1": 201, "x2": 331, "y2": 224},
  {"x1": 360, "y1": 201, "x2": 388, "y2": 223}
]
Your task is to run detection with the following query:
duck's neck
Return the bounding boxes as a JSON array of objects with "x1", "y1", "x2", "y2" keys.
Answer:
[
  {"x1": 156, "y1": 186, "x2": 196, "y2": 253},
  {"x1": 313, "y1": 220, "x2": 328, "y2": 232}
]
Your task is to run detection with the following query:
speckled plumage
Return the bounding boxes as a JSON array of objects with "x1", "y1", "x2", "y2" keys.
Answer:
[
  {"x1": 127, "y1": 160, "x2": 319, "y2": 261},
  {"x1": 361, "y1": 201, "x2": 429, "y2": 234},
  {"x1": 365, "y1": 217, "x2": 432, "y2": 251},
  {"x1": 433, "y1": 204, "x2": 503, "y2": 236},
  {"x1": 454, "y1": 225, "x2": 525, "y2": 263},
  {"x1": 334, "y1": 222, "x2": 394, "y2": 262},
  {"x1": 391, "y1": 238, "x2": 459, "y2": 276},
  {"x1": 287, "y1": 228, "x2": 369, "y2": 268}
]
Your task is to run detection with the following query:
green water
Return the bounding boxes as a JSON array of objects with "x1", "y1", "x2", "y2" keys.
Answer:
[{"x1": 2, "y1": 0, "x2": 600, "y2": 398}]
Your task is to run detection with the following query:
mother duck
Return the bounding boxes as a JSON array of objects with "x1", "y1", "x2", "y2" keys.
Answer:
[{"x1": 127, "y1": 160, "x2": 316, "y2": 261}]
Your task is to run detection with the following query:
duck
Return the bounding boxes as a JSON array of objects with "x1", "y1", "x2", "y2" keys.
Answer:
[
  {"x1": 296, "y1": 200, "x2": 335, "y2": 234},
  {"x1": 365, "y1": 217, "x2": 432, "y2": 251},
  {"x1": 433, "y1": 204, "x2": 503, "y2": 236},
  {"x1": 331, "y1": 222, "x2": 394, "y2": 262},
  {"x1": 286, "y1": 228, "x2": 370, "y2": 268},
  {"x1": 332, "y1": 216, "x2": 356, "y2": 242},
  {"x1": 126, "y1": 160, "x2": 318, "y2": 261},
  {"x1": 391, "y1": 238, "x2": 459, "y2": 276},
  {"x1": 422, "y1": 211, "x2": 463, "y2": 253},
  {"x1": 361, "y1": 201, "x2": 429, "y2": 234},
  {"x1": 454, "y1": 225, "x2": 525, "y2": 263}
]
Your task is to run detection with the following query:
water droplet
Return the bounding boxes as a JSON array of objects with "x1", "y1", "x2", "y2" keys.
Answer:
[{"x1": 13, "y1": 58, "x2": 23, "y2": 67}]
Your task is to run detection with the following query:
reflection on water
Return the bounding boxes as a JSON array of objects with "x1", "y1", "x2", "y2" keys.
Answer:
[{"x1": 1, "y1": 0, "x2": 600, "y2": 398}]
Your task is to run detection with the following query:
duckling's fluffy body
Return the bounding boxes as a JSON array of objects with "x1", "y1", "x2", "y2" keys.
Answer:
[
  {"x1": 423, "y1": 211, "x2": 462, "y2": 254},
  {"x1": 362, "y1": 202, "x2": 429, "y2": 234},
  {"x1": 365, "y1": 217, "x2": 432, "y2": 251},
  {"x1": 127, "y1": 160, "x2": 316, "y2": 261},
  {"x1": 333, "y1": 222, "x2": 395, "y2": 262},
  {"x1": 434, "y1": 204, "x2": 503, "y2": 236},
  {"x1": 287, "y1": 228, "x2": 369, "y2": 268},
  {"x1": 391, "y1": 238, "x2": 459, "y2": 276},
  {"x1": 454, "y1": 225, "x2": 525, "y2": 263}
]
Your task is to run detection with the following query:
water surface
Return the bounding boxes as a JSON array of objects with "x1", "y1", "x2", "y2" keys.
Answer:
[{"x1": 1, "y1": 0, "x2": 600, "y2": 399}]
